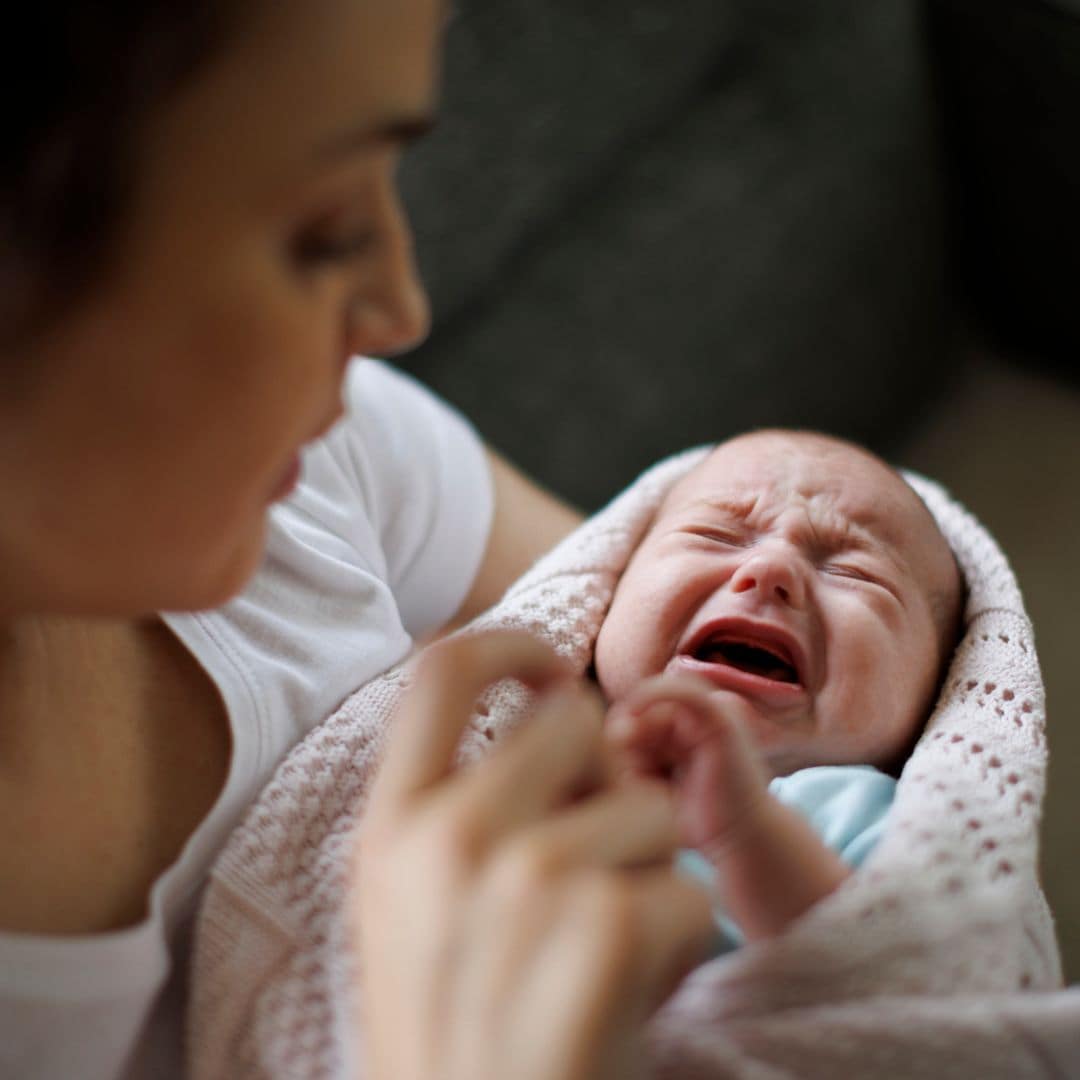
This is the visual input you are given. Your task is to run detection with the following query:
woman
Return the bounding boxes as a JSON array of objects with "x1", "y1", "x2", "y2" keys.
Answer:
[{"x1": 0, "y1": 1, "x2": 714, "y2": 1077}]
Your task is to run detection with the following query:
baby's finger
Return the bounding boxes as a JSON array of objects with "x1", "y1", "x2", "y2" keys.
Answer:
[
  {"x1": 620, "y1": 675, "x2": 719, "y2": 724},
  {"x1": 676, "y1": 735, "x2": 731, "y2": 847},
  {"x1": 677, "y1": 725, "x2": 771, "y2": 851},
  {"x1": 605, "y1": 701, "x2": 695, "y2": 787},
  {"x1": 617, "y1": 672, "x2": 716, "y2": 715},
  {"x1": 624, "y1": 676, "x2": 761, "y2": 745},
  {"x1": 605, "y1": 697, "x2": 677, "y2": 750},
  {"x1": 608, "y1": 742, "x2": 667, "y2": 786},
  {"x1": 372, "y1": 631, "x2": 570, "y2": 813}
]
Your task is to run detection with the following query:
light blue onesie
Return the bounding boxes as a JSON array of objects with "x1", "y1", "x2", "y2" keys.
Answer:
[{"x1": 676, "y1": 764, "x2": 896, "y2": 953}]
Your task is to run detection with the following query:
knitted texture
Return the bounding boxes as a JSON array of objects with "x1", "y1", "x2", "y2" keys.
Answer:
[{"x1": 188, "y1": 450, "x2": 1072, "y2": 1079}]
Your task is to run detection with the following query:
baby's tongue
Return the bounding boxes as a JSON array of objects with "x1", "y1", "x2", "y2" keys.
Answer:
[{"x1": 701, "y1": 641, "x2": 796, "y2": 683}]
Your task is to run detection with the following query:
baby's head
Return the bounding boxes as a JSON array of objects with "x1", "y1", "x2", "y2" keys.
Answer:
[{"x1": 595, "y1": 431, "x2": 962, "y2": 777}]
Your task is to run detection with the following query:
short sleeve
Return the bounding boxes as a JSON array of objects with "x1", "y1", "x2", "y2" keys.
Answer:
[{"x1": 329, "y1": 360, "x2": 494, "y2": 636}]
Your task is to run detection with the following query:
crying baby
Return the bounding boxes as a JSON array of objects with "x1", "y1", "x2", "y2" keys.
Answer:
[{"x1": 595, "y1": 430, "x2": 963, "y2": 946}]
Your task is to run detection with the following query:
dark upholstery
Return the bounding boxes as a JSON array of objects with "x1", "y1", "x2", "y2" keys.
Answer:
[
  {"x1": 929, "y1": 0, "x2": 1080, "y2": 379},
  {"x1": 397, "y1": 0, "x2": 1073, "y2": 507}
]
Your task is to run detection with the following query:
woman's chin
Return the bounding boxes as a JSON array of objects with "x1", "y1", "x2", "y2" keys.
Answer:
[{"x1": 149, "y1": 523, "x2": 269, "y2": 614}]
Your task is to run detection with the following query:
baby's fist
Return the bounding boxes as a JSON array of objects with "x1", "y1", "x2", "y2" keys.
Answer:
[{"x1": 606, "y1": 677, "x2": 770, "y2": 852}]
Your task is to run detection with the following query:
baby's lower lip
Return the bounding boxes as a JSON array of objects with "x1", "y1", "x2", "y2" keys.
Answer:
[{"x1": 666, "y1": 654, "x2": 807, "y2": 706}]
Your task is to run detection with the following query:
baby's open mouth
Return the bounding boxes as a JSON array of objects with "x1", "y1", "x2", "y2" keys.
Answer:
[{"x1": 692, "y1": 635, "x2": 800, "y2": 685}]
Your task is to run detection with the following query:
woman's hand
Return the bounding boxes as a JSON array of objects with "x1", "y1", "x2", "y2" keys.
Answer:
[{"x1": 350, "y1": 632, "x2": 715, "y2": 1080}]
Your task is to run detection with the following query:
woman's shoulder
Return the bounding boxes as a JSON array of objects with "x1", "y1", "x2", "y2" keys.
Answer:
[{"x1": 165, "y1": 360, "x2": 494, "y2": 755}]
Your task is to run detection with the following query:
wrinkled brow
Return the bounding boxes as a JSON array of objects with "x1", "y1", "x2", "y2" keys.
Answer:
[
  {"x1": 678, "y1": 494, "x2": 759, "y2": 520},
  {"x1": 799, "y1": 505, "x2": 902, "y2": 559},
  {"x1": 678, "y1": 494, "x2": 901, "y2": 560}
]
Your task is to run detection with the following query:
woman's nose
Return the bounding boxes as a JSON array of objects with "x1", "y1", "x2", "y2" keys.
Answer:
[
  {"x1": 345, "y1": 193, "x2": 431, "y2": 358},
  {"x1": 729, "y1": 546, "x2": 807, "y2": 608}
]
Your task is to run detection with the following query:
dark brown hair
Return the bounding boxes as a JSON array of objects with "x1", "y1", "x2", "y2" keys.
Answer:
[{"x1": 1, "y1": 2, "x2": 255, "y2": 350}]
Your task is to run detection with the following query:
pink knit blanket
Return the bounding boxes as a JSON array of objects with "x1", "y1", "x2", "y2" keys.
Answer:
[{"x1": 188, "y1": 450, "x2": 1075, "y2": 1079}]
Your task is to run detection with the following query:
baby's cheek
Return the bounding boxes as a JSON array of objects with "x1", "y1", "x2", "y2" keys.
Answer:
[
  {"x1": 593, "y1": 634, "x2": 613, "y2": 697},
  {"x1": 593, "y1": 606, "x2": 640, "y2": 701},
  {"x1": 597, "y1": 551, "x2": 710, "y2": 700},
  {"x1": 860, "y1": 659, "x2": 931, "y2": 763},
  {"x1": 596, "y1": 593, "x2": 667, "y2": 698}
]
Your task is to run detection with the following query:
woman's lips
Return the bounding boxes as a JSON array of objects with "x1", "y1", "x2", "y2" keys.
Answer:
[{"x1": 666, "y1": 653, "x2": 808, "y2": 708}]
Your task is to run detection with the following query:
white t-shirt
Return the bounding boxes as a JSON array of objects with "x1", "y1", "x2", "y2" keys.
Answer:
[{"x1": 0, "y1": 360, "x2": 494, "y2": 1080}]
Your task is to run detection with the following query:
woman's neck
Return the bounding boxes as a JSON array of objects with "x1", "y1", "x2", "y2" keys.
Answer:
[{"x1": 0, "y1": 614, "x2": 137, "y2": 758}]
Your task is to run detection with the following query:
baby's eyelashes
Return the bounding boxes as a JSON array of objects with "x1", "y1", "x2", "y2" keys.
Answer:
[
  {"x1": 821, "y1": 562, "x2": 878, "y2": 583},
  {"x1": 819, "y1": 561, "x2": 902, "y2": 601},
  {"x1": 680, "y1": 525, "x2": 751, "y2": 548}
]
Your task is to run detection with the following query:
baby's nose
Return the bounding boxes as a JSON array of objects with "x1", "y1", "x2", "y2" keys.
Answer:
[{"x1": 729, "y1": 547, "x2": 806, "y2": 607}]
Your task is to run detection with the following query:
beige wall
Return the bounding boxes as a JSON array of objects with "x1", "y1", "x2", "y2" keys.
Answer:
[{"x1": 901, "y1": 352, "x2": 1080, "y2": 983}]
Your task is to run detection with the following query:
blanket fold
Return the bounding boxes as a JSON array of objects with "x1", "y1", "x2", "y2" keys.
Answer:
[{"x1": 189, "y1": 450, "x2": 1075, "y2": 1079}]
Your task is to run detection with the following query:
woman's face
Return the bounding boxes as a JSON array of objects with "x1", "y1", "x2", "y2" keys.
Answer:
[{"x1": 0, "y1": 0, "x2": 442, "y2": 616}]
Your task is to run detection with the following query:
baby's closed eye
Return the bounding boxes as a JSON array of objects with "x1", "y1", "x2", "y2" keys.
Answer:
[
  {"x1": 681, "y1": 525, "x2": 751, "y2": 548},
  {"x1": 820, "y1": 560, "x2": 902, "y2": 600}
]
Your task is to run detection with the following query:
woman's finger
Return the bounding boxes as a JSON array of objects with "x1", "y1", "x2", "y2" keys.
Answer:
[
  {"x1": 491, "y1": 780, "x2": 680, "y2": 884},
  {"x1": 371, "y1": 630, "x2": 570, "y2": 812},
  {"x1": 621, "y1": 867, "x2": 718, "y2": 1014},
  {"x1": 441, "y1": 679, "x2": 610, "y2": 837}
]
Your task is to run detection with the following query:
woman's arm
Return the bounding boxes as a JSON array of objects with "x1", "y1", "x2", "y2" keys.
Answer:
[
  {"x1": 448, "y1": 449, "x2": 582, "y2": 628},
  {"x1": 351, "y1": 631, "x2": 716, "y2": 1080}
]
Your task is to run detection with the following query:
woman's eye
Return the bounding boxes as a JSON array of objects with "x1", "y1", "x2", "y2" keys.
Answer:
[{"x1": 292, "y1": 228, "x2": 377, "y2": 267}]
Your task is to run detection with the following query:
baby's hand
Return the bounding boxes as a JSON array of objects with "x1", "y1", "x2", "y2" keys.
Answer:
[{"x1": 606, "y1": 677, "x2": 771, "y2": 854}]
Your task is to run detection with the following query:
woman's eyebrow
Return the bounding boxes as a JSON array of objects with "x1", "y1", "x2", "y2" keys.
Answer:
[{"x1": 315, "y1": 112, "x2": 439, "y2": 161}]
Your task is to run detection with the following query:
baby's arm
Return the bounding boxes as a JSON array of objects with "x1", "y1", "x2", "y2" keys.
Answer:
[{"x1": 607, "y1": 679, "x2": 849, "y2": 942}]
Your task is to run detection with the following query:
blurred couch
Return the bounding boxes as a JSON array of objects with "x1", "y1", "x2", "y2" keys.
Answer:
[
  {"x1": 928, "y1": 0, "x2": 1080, "y2": 380},
  {"x1": 399, "y1": 0, "x2": 946, "y2": 508},
  {"x1": 398, "y1": 0, "x2": 1077, "y2": 509}
]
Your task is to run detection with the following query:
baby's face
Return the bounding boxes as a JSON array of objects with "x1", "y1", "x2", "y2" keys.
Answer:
[{"x1": 595, "y1": 432, "x2": 961, "y2": 777}]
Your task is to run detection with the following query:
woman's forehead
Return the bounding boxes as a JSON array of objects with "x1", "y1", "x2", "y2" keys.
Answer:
[{"x1": 137, "y1": 0, "x2": 444, "y2": 206}]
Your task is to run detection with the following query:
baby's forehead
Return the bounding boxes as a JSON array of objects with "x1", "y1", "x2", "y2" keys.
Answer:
[
  {"x1": 655, "y1": 431, "x2": 963, "y2": 663},
  {"x1": 665, "y1": 433, "x2": 921, "y2": 537}
]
